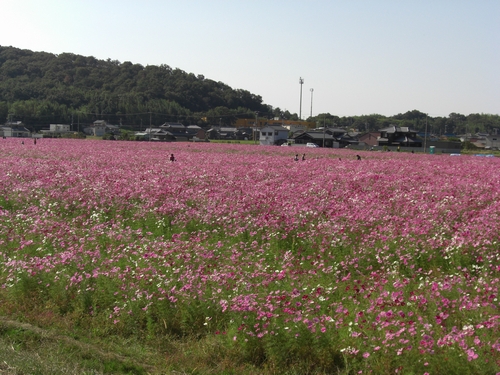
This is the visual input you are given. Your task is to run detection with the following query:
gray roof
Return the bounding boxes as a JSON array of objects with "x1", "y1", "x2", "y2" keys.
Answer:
[
  {"x1": 379, "y1": 126, "x2": 417, "y2": 133},
  {"x1": 294, "y1": 132, "x2": 336, "y2": 140}
]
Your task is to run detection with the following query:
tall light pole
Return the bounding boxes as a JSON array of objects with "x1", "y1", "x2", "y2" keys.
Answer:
[
  {"x1": 310, "y1": 88, "x2": 314, "y2": 118},
  {"x1": 299, "y1": 77, "x2": 304, "y2": 120},
  {"x1": 423, "y1": 114, "x2": 428, "y2": 152},
  {"x1": 254, "y1": 111, "x2": 259, "y2": 144}
]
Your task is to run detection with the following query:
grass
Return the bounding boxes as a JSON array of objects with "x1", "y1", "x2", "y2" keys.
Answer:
[
  {"x1": 0, "y1": 318, "x2": 151, "y2": 374},
  {"x1": 0, "y1": 315, "x2": 281, "y2": 375}
]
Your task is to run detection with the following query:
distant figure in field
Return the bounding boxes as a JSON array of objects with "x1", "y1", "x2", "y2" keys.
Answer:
[
  {"x1": 294, "y1": 154, "x2": 299, "y2": 161},
  {"x1": 170, "y1": 154, "x2": 176, "y2": 162},
  {"x1": 302, "y1": 153, "x2": 306, "y2": 161},
  {"x1": 21, "y1": 141, "x2": 24, "y2": 145},
  {"x1": 356, "y1": 155, "x2": 361, "y2": 160},
  {"x1": 34, "y1": 138, "x2": 37, "y2": 145}
]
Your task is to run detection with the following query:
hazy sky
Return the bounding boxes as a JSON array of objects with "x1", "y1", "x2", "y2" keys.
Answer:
[{"x1": 1, "y1": 0, "x2": 499, "y2": 118}]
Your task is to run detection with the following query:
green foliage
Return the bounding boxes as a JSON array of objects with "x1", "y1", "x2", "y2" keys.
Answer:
[
  {"x1": 0, "y1": 321, "x2": 150, "y2": 375},
  {"x1": 308, "y1": 110, "x2": 500, "y2": 135},
  {"x1": 0, "y1": 45, "x2": 270, "y2": 129}
]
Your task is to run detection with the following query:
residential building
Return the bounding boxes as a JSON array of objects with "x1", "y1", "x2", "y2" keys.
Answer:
[
  {"x1": 207, "y1": 127, "x2": 239, "y2": 140},
  {"x1": 259, "y1": 125, "x2": 289, "y2": 146},
  {"x1": 484, "y1": 135, "x2": 500, "y2": 150},
  {"x1": 83, "y1": 120, "x2": 120, "y2": 137},
  {"x1": 0, "y1": 121, "x2": 31, "y2": 138},
  {"x1": 377, "y1": 126, "x2": 422, "y2": 147},
  {"x1": 40, "y1": 124, "x2": 72, "y2": 137},
  {"x1": 357, "y1": 132, "x2": 381, "y2": 147},
  {"x1": 291, "y1": 128, "x2": 357, "y2": 148}
]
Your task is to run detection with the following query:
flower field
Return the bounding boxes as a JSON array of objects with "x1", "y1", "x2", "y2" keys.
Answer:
[{"x1": 0, "y1": 138, "x2": 499, "y2": 374}]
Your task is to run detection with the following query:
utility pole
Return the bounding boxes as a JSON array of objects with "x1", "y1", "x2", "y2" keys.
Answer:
[
  {"x1": 254, "y1": 111, "x2": 259, "y2": 144},
  {"x1": 322, "y1": 115, "x2": 326, "y2": 148},
  {"x1": 149, "y1": 112, "x2": 152, "y2": 141},
  {"x1": 299, "y1": 77, "x2": 304, "y2": 120},
  {"x1": 423, "y1": 114, "x2": 428, "y2": 153},
  {"x1": 310, "y1": 88, "x2": 314, "y2": 118}
]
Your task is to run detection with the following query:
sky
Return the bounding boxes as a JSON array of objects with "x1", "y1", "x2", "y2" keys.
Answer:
[{"x1": 1, "y1": 0, "x2": 499, "y2": 118}]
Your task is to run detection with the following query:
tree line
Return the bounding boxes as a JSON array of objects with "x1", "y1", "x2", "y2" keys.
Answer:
[
  {"x1": 1, "y1": 45, "x2": 499, "y2": 135},
  {"x1": 308, "y1": 110, "x2": 500, "y2": 136},
  {"x1": 0, "y1": 46, "x2": 272, "y2": 130}
]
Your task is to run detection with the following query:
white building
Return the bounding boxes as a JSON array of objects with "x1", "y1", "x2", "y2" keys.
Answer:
[
  {"x1": 259, "y1": 125, "x2": 289, "y2": 146},
  {"x1": 1, "y1": 122, "x2": 31, "y2": 138},
  {"x1": 83, "y1": 120, "x2": 120, "y2": 137},
  {"x1": 50, "y1": 124, "x2": 71, "y2": 132},
  {"x1": 484, "y1": 135, "x2": 500, "y2": 150}
]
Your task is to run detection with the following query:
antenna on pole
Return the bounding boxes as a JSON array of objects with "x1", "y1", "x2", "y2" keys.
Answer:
[
  {"x1": 310, "y1": 88, "x2": 314, "y2": 118},
  {"x1": 299, "y1": 77, "x2": 304, "y2": 120}
]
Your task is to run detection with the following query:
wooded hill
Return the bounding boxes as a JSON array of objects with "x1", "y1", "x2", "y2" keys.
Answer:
[
  {"x1": 0, "y1": 45, "x2": 272, "y2": 130},
  {"x1": 1, "y1": 45, "x2": 499, "y2": 135}
]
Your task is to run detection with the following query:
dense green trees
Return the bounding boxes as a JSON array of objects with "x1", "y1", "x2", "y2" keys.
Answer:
[
  {"x1": 308, "y1": 110, "x2": 500, "y2": 135},
  {"x1": 0, "y1": 46, "x2": 270, "y2": 130}
]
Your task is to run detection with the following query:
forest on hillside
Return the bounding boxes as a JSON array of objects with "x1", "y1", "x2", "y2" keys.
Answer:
[
  {"x1": 1, "y1": 45, "x2": 499, "y2": 134},
  {"x1": 0, "y1": 46, "x2": 273, "y2": 130}
]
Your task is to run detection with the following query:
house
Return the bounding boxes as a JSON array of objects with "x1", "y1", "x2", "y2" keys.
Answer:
[
  {"x1": 484, "y1": 135, "x2": 500, "y2": 150},
  {"x1": 377, "y1": 126, "x2": 422, "y2": 147},
  {"x1": 291, "y1": 128, "x2": 357, "y2": 148},
  {"x1": 187, "y1": 125, "x2": 207, "y2": 141},
  {"x1": 83, "y1": 120, "x2": 121, "y2": 137},
  {"x1": 464, "y1": 136, "x2": 486, "y2": 149},
  {"x1": 235, "y1": 127, "x2": 253, "y2": 141},
  {"x1": 1, "y1": 121, "x2": 31, "y2": 138},
  {"x1": 219, "y1": 127, "x2": 239, "y2": 139},
  {"x1": 160, "y1": 123, "x2": 189, "y2": 141},
  {"x1": 151, "y1": 130, "x2": 175, "y2": 141},
  {"x1": 292, "y1": 131, "x2": 336, "y2": 147},
  {"x1": 50, "y1": 124, "x2": 70, "y2": 132},
  {"x1": 135, "y1": 124, "x2": 204, "y2": 142},
  {"x1": 259, "y1": 125, "x2": 289, "y2": 146},
  {"x1": 84, "y1": 120, "x2": 107, "y2": 136},
  {"x1": 40, "y1": 124, "x2": 72, "y2": 137},
  {"x1": 160, "y1": 122, "x2": 185, "y2": 132},
  {"x1": 135, "y1": 128, "x2": 173, "y2": 141},
  {"x1": 357, "y1": 132, "x2": 381, "y2": 147},
  {"x1": 206, "y1": 127, "x2": 239, "y2": 140}
]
